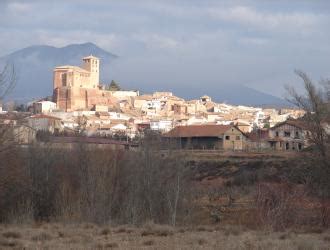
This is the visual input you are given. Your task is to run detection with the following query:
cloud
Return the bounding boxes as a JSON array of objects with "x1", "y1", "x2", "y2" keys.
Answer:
[
  {"x1": 208, "y1": 5, "x2": 325, "y2": 34},
  {"x1": 6, "y1": 2, "x2": 31, "y2": 12},
  {"x1": 0, "y1": 1, "x2": 330, "y2": 98},
  {"x1": 132, "y1": 33, "x2": 180, "y2": 50},
  {"x1": 238, "y1": 37, "x2": 269, "y2": 46}
]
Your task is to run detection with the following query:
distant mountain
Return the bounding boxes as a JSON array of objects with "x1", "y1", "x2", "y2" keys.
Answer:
[
  {"x1": 141, "y1": 84, "x2": 291, "y2": 108},
  {"x1": 0, "y1": 42, "x2": 290, "y2": 107},
  {"x1": 184, "y1": 85, "x2": 291, "y2": 108},
  {"x1": 0, "y1": 42, "x2": 117, "y2": 102}
]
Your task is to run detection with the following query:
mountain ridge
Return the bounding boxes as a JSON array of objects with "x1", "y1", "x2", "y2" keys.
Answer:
[{"x1": 0, "y1": 42, "x2": 290, "y2": 107}]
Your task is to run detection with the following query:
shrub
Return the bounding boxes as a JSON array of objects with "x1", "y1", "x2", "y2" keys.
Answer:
[{"x1": 100, "y1": 228, "x2": 111, "y2": 235}]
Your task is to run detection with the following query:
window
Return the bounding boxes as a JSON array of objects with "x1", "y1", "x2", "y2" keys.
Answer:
[
  {"x1": 236, "y1": 135, "x2": 240, "y2": 140},
  {"x1": 225, "y1": 135, "x2": 230, "y2": 140},
  {"x1": 61, "y1": 73, "x2": 67, "y2": 86},
  {"x1": 275, "y1": 131, "x2": 279, "y2": 137},
  {"x1": 284, "y1": 131, "x2": 290, "y2": 137},
  {"x1": 295, "y1": 131, "x2": 299, "y2": 138}
]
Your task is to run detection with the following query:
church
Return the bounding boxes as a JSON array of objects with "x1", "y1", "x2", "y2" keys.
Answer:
[{"x1": 53, "y1": 55, "x2": 138, "y2": 111}]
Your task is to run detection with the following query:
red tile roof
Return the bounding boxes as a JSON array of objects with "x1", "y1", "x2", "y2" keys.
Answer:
[
  {"x1": 164, "y1": 125, "x2": 237, "y2": 138},
  {"x1": 272, "y1": 119, "x2": 309, "y2": 130},
  {"x1": 29, "y1": 114, "x2": 62, "y2": 120}
]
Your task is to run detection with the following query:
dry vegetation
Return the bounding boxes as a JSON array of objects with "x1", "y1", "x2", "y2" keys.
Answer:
[{"x1": 0, "y1": 223, "x2": 329, "y2": 250}]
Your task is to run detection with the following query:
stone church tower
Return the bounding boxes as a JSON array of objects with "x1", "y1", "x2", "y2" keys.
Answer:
[
  {"x1": 53, "y1": 55, "x2": 102, "y2": 111},
  {"x1": 82, "y1": 55, "x2": 99, "y2": 88},
  {"x1": 53, "y1": 55, "x2": 137, "y2": 112}
]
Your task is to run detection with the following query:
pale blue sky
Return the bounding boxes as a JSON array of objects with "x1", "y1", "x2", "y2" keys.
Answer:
[{"x1": 1, "y1": 0, "x2": 330, "y2": 97}]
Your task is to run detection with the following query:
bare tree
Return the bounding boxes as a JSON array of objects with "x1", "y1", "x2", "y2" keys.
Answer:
[
  {"x1": 0, "y1": 64, "x2": 17, "y2": 154},
  {"x1": 286, "y1": 70, "x2": 329, "y2": 157},
  {"x1": 286, "y1": 71, "x2": 330, "y2": 226},
  {"x1": 0, "y1": 63, "x2": 16, "y2": 101}
]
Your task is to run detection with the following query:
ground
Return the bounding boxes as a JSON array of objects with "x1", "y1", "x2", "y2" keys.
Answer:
[{"x1": 0, "y1": 223, "x2": 329, "y2": 250}]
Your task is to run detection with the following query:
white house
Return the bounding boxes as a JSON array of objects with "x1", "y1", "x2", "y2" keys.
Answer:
[
  {"x1": 33, "y1": 101, "x2": 57, "y2": 114},
  {"x1": 150, "y1": 119, "x2": 173, "y2": 132}
]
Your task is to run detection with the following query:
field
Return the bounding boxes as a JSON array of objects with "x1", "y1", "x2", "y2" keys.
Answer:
[
  {"x1": 0, "y1": 146, "x2": 329, "y2": 249},
  {"x1": 0, "y1": 223, "x2": 329, "y2": 249}
]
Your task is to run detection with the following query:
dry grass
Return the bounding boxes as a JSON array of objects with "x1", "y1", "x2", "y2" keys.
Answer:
[
  {"x1": 141, "y1": 223, "x2": 174, "y2": 237},
  {"x1": 31, "y1": 232, "x2": 52, "y2": 241},
  {"x1": 143, "y1": 239, "x2": 155, "y2": 246},
  {"x1": 2, "y1": 231, "x2": 22, "y2": 239},
  {"x1": 0, "y1": 223, "x2": 328, "y2": 249}
]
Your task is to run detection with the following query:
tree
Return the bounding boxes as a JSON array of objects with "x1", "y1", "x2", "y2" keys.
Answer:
[
  {"x1": 286, "y1": 70, "x2": 329, "y2": 158},
  {"x1": 286, "y1": 71, "x2": 330, "y2": 226},
  {"x1": 107, "y1": 80, "x2": 121, "y2": 91},
  {"x1": 0, "y1": 63, "x2": 16, "y2": 101},
  {"x1": 0, "y1": 64, "x2": 17, "y2": 153}
]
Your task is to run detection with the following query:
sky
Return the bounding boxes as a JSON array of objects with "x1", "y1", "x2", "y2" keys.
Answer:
[{"x1": 1, "y1": 0, "x2": 330, "y2": 98}]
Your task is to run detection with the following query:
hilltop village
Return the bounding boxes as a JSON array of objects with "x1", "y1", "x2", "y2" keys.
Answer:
[{"x1": 1, "y1": 56, "x2": 308, "y2": 151}]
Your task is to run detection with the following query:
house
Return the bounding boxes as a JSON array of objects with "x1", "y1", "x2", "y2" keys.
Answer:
[
  {"x1": 246, "y1": 129, "x2": 274, "y2": 151},
  {"x1": 164, "y1": 124, "x2": 247, "y2": 150},
  {"x1": 234, "y1": 120, "x2": 253, "y2": 133},
  {"x1": 247, "y1": 120, "x2": 309, "y2": 151},
  {"x1": 268, "y1": 120, "x2": 309, "y2": 151},
  {"x1": 33, "y1": 101, "x2": 57, "y2": 114},
  {"x1": 109, "y1": 90, "x2": 139, "y2": 99},
  {"x1": 150, "y1": 119, "x2": 173, "y2": 132},
  {"x1": 200, "y1": 95, "x2": 212, "y2": 104},
  {"x1": 187, "y1": 115, "x2": 208, "y2": 125},
  {"x1": 27, "y1": 114, "x2": 63, "y2": 134},
  {"x1": 135, "y1": 121, "x2": 151, "y2": 133}
]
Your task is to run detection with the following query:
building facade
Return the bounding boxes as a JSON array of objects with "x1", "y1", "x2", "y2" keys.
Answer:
[
  {"x1": 53, "y1": 55, "x2": 138, "y2": 111},
  {"x1": 164, "y1": 124, "x2": 247, "y2": 150}
]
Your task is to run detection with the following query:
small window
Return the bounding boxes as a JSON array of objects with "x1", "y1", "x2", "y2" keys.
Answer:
[
  {"x1": 61, "y1": 73, "x2": 67, "y2": 86},
  {"x1": 236, "y1": 135, "x2": 240, "y2": 140},
  {"x1": 225, "y1": 135, "x2": 230, "y2": 140},
  {"x1": 284, "y1": 131, "x2": 290, "y2": 137},
  {"x1": 275, "y1": 131, "x2": 279, "y2": 137}
]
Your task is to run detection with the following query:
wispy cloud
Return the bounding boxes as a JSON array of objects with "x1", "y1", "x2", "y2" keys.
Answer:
[{"x1": 208, "y1": 5, "x2": 326, "y2": 34}]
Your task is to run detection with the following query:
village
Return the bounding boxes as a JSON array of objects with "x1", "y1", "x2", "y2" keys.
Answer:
[{"x1": 0, "y1": 55, "x2": 314, "y2": 152}]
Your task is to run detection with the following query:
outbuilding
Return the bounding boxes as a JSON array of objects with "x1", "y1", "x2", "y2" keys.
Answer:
[{"x1": 164, "y1": 124, "x2": 247, "y2": 150}]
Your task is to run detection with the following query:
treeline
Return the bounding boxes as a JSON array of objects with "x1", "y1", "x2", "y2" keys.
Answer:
[
  {"x1": 0, "y1": 133, "x2": 194, "y2": 226},
  {"x1": 0, "y1": 133, "x2": 329, "y2": 230}
]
